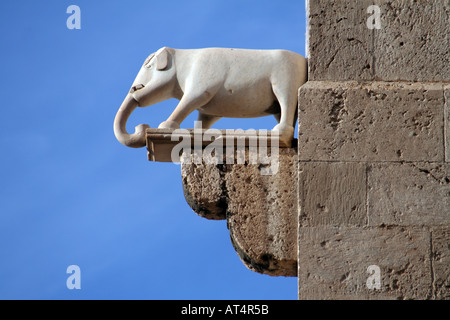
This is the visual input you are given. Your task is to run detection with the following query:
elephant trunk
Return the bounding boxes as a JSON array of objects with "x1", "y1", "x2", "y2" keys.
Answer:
[{"x1": 114, "y1": 93, "x2": 150, "y2": 148}]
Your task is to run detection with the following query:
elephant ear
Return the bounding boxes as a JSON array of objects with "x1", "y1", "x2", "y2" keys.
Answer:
[{"x1": 155, "y1": 47, "x2": 169, "y2": 70}]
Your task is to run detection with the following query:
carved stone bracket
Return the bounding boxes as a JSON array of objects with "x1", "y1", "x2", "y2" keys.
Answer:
[{"x1": 146, "y1": 129, "x2": 298, "y2": 276}]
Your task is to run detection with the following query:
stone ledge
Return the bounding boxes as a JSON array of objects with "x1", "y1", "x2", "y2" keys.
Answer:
[{"x1": 146, "y1": 128, "x2": 293, "y2": 162}]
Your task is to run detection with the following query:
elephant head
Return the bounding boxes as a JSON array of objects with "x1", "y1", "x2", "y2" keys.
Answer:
[{"x1": 114, "y1": 47, "x2": 177, "y2": 148}]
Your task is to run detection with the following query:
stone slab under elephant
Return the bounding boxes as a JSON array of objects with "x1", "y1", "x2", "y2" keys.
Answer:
[{"x1": 114, "y1": 47, "x2": 307, "y2": 148}]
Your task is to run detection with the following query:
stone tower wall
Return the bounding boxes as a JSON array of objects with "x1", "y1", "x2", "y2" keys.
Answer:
[{"x1": 297, "y1": 0, "x2": 449, "y2": 299}]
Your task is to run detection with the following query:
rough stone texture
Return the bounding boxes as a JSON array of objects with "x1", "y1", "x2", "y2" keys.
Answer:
[
  {"x1": 308, "y1": 0, "x2": 450, "y2": 81},
  {"x1": 368, "y1": 162, "x2": 450, "y2": 226},
  {"x1": 308, "y1": 0, "x2": 374, "y2": 81},
  {"x1": 226, "y1": 149, "x2": 298, "y2": 276},
  {"x1": 446, "y1": 85, "x2": 450, "y2": 162},
  {"x1": 181, "y1": 159, "x2": 226, "y2": 220},
  {"x1": 298, "y1": 162, "x2": 367, "y2": 227},
  {"x1": 375, "y1": 0, "x2": 450, "y2": 82},
  {"x1": 298, "y1": 0, "x2": 449, "y2": 300},
  {"x1": 181, "y1": 148, "x2": 298, "y2": 276},
  {"x1": 431, "y1": 227, "x2": 450, "y2": 299},
  {"x1": 298, "y1": 226, "x2": 432, "y2": 300},
  {"x1": 298, "y1": 81, "x2": 445, "y2": 162}
]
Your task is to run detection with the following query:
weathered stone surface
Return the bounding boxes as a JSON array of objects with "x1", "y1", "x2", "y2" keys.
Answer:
[
  {"x1": 181, "y1": 159, "x2": 227, "y2": 220},
  {"x1": 431, "y1": 227, "x2": 450, "y2": 299},
  {"x1": 297, "y1": 0, "x2": 449, "y2": 301},
  {"x1": 181, "y1": 148, "x2": 298, "y2": 276},
  {"x1": 298, "y1": 161, "x2": 367, "y2": 227},
  {"x1": 445, "y1": 85, "x2": 450, "y2": 162},
  {"x1": 226, "y1": 149, "x2": 298, "y2": 276},
  {"x1": 307, "y1": 0, "x2": 450, "y2": 81},
  {"x1": 298, "y1": 226, "x2": 432, "y2": 300},
  {"x1": 308, "y1": 0, "x2": 373, "y2": 81},
  {"x1": 368, "y1": 162, "x2": 450, "y2": 226},
  {"x1": 375, "y1": 0, "x2": 450, "y2": 82},
  {"x1": 298, "y1": 81, "x2": 445, "y2": 162}
]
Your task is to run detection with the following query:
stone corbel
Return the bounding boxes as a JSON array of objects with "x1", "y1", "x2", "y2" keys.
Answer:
[{"x1": 146, "y1": 128, "x2": 298, "y2": 277}]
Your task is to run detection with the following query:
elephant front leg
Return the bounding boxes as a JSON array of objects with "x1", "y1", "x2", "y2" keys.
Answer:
[
  {"x1": 158, "y1": 92, "x2": 215, "y2": 129},
  {"x1": 157, "y1": 119, "x2": 180, "y2": 129}
]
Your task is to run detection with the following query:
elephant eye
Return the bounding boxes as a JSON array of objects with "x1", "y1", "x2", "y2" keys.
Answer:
[{"x1": 144, "y1": 54, "x2": 155, "y2": 68}]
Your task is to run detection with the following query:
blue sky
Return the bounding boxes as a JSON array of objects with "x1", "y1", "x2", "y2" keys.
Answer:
[{"x1": 0, "y1": 0, "x2": 306, "y2": 299}]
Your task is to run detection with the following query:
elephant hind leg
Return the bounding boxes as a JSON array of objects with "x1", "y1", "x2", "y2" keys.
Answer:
[
  {"x1": 195, "y1": 112, "x2": 222, "y2": 129},
  {"x1": 273, "y1": 113, "x2": 281, "y2": 123},
  {"x1": 271, "y1": 84, "x2": 297, "y2": 145},
  {"x1": 272, "y1": 86, "x2": 297, "y2": 128}
]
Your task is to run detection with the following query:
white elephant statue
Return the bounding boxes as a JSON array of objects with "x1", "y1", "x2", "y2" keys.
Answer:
[{"x1": 114, "y1": 47, "x2": 307, "y2": 148}]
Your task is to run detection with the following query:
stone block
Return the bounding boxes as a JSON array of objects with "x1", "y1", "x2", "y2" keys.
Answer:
[
  {"x1": 307, "y1": 0, "x2": 374, "y2": 81},
  {"x1": 298, "y1": 161, "x2": 367, "y2": 227},
  {"x1": 298, "y1": 226, "x2": 432, "y2": 300},
  {"x1": 307, "y1": 0, "x2": 450, "y2": 81},
  {"x1": 147, "y1": 128, "x2": 290, "y2": 163},
  {"x1": 368, "y1": 162, "x2": 450, "y2": 226},
  {"x1": 445, "y1": 85, "x2": 450, "y2": 162},
  {"x1": 375, "y1": 0, "x2": 450, "y2": 82},
  {"x1": 298, "y1": 81, "x2": 445, "y2": 162},
  {"x1": 431, "y1": 227, "x2": 450, "y2": 299}
]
